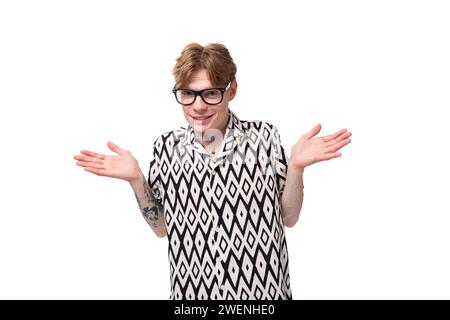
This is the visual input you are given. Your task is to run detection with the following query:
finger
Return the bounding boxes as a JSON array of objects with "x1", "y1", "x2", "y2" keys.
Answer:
[
  {"x1": 75, "y1": 160, "x2": 105, "y2": 169},
  {"x1": 79, "y1": 150, "x2": 106, "y2": 160},
  {"x1": 325, "y1": 138, "x2": 351, "y2": 153},
  {"x1": 324, "y1": 131, "x2": 352, "y2": 147},
  {"x1": 322, "y1": 129, "x2": 348, "y2": 142},
  {"x1": 83, "y1": 167, "x2": 107, "y2": 176},
  {"x1": 107, "y1": 141, "x2": 126, "y2": 155},
  {"x1": 73, "y1": 155, "x2": 104, "y2": 164},
  {"x1": 317, "y1": 152, "x2": 342, "y2": 161},
  {"x1": 305, "y1": 124, "x2": 321, "y2": 139}
]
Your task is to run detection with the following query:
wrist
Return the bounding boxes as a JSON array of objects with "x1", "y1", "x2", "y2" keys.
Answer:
[
  {"x1": 288, "y1": 160, "x2": 305, "y2": 175},
  {"x1": 129, "y1": 171, "x2": 145, "y2": 187}
]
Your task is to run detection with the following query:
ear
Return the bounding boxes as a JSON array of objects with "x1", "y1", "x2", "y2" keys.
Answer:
[{"x1": 228, "y1": 79, "x2": 238, "y2": 101}]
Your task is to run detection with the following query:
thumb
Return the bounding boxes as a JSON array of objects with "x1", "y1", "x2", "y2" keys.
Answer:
[
  {"x1": 305, "y1": 123, "x2": 321, "y2": 139},
  {"x1": 107, "y1": 141, "x2": 125, "y2": 155}
]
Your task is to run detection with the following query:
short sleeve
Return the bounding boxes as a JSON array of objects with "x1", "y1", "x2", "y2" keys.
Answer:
[
  {"x1": 147, "y1": 140, "x2": 164, "y2": 206},
  {"x1": 271, "y1": 126, "x2": 288, "y2": 197}
]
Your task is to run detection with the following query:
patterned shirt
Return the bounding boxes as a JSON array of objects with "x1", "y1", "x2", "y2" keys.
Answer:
[{"x1": 148, "y1": 109, "x2": 292, "y2": 299}]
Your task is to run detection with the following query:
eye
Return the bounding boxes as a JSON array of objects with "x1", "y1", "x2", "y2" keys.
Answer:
[
  {"x1": 180, "y1": 90, "x2": 195, "y2": 96},
  {"x1": 203, "y1": 89, "x2": 220, "y2": 98}
]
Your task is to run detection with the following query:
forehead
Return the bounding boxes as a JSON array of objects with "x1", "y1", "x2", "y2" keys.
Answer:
[{"x1": 186, "y1": 69, "x2": 213, "y2": 90}]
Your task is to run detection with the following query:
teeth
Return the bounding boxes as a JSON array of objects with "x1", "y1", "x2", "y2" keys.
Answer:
[{"x1": 194, "y1": 116, "x2": 211, "y2": 120}]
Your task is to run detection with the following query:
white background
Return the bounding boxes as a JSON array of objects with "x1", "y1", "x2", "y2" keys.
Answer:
[{"x1": 1, "y1": 0, "x2": 449, "y2": 299}]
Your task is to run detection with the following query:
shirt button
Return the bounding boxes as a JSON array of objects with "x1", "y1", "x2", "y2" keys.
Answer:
[
  {"x1": 219, "y1": 285, "x2": 226, "y2": 291},
  {"x1": 211, "y1": 171, "x2": 215, "y2": 176}
]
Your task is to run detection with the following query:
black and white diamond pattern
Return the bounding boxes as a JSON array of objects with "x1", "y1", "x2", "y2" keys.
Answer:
[{"x1": 148, "y1": 110, "x2": 292, "y2": 299}]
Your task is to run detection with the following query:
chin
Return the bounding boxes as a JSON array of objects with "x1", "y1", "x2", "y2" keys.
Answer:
[
  {"x1": 192, "y1": 123, "x2": 213, "y2": 133},
  {"x1": 189, "y1": 114, "x2": 216, "y2": 132}
]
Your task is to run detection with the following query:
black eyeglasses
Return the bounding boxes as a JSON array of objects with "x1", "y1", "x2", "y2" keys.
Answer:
[{"x1": 172, "y1": 82, "x2": 231, "y2": 106}]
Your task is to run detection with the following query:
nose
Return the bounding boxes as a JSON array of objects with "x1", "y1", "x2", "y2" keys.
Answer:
[{"x1": 192, "y1": 96, "x2": 208, "y2": 113}]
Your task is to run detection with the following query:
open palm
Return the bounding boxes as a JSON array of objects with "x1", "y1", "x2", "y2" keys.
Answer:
[
  {"x1": 290, "y1": 124, "x2": 352, "y2": 170},
  {"x1": 73, "y1": 141, "x2": 141, "y2": 182}
]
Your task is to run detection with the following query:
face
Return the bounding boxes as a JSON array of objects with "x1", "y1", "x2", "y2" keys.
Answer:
[{"x1": 180, "y1": 69, "x2": 237, "y2": 137}]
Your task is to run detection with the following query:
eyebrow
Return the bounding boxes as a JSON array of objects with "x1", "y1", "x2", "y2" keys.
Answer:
[{"x1": 184, "y1": 86, "x2": 218, "y2": 91}]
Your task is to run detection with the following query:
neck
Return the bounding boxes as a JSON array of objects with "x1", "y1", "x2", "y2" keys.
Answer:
[
  {"x1": 196, "y1": 112, "x2": 230, "y2": 148},
  {"x1": 197, "y1": 126, "x2": 226, "y2": 148}
]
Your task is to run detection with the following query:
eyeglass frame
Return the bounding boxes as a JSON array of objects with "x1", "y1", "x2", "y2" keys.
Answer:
[{"x1": 172, "y1": 81, "x2": 232, "y2": 106}]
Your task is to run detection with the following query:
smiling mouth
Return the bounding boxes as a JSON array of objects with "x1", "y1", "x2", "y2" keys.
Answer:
[{"x1": 192, "y1": 115, "x2": 213, "y2": 120}]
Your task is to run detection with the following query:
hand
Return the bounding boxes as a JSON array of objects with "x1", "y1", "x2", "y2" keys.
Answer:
[
  {"x1": 73, "y1": 141, "x2": 141, "y2": 182},
  {"x1": 290, "y1": 124, "x2": 352, "y2": 170}
]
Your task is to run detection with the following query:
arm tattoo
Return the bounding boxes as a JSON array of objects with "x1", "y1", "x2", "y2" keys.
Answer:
[
  {"x1": 142, "y1": 206, "x2": 159, "y2": 228},
  {"x1": 134, "y1": 180, "x2": 163, "y2": 229},
  {"x1": 144, "y1": 179, "x2": 164, "y2": 214},
  {"x1": 143, "y1": 180, "x2": 154, "y2": 202}
]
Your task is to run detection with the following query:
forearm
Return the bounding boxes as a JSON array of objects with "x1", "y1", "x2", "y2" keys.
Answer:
[
  {"x1": 129, "y1": 171, "x2": 166, "y2": 238},
  {"x1": 281, "y1": 163, "x2": 304, "y2": 227}
]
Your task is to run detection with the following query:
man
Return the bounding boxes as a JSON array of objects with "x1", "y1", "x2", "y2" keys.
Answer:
[{"x1": 73, "y1": 43, "x2": 352, "y2": 299}]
